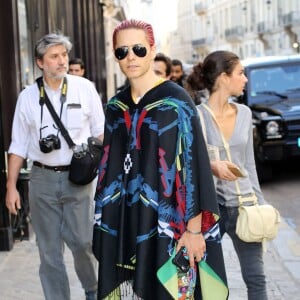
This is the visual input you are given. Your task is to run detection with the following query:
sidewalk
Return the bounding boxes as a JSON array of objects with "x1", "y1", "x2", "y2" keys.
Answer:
[
  {"x1": 223, "y1": 219, "x2": 300, "y2": 300},
  {"x1": 0, "y1": 219, "x2": 299, "y2": 300}
]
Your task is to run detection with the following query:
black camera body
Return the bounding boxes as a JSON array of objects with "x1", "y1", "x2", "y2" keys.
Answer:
[
  {"x1": 39, "y1": 134, "x2": 61, "y2": 153},
  {"x1": 172, "y1": 247, "x2": 190, "y2": 273}
]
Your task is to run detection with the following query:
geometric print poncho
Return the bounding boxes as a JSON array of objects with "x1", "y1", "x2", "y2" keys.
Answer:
[{"x1": 93, "y1": 80, "x2": 228, "y2": 299}]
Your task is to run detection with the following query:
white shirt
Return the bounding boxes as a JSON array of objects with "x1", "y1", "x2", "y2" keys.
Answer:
[{"x1": 9, "y1": 74, "x2": 105, "y2": 166}]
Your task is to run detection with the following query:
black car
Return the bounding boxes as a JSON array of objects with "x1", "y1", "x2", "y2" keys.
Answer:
[{"x1": 237, "y1": 55, "x2": 300, "y2": 181}]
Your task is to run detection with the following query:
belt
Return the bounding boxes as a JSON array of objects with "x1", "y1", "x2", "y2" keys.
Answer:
[{"x1": 33, "y1": 161, "x2": 70, "y2": 172}]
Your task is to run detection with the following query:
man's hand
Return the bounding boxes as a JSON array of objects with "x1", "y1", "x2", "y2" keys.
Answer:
[
  {"x1": 5, "y1": 154, "x2": 24, "y2": 215},
  {"x1": 6, "y1": 185, "x2": 21, "y2": 215},
  {"x1": 176, "y1": 231, "x2": 206, "y2": 269},
  {"x1": 176, "y1": 213, "x2": 205, "y2": 268}
]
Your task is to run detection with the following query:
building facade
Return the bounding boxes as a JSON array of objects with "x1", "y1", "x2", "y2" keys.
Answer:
[{"x1": 170, "y1": 0, "x2": 300, "y2": 63}]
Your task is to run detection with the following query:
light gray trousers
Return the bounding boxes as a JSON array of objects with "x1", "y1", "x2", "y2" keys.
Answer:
[{"x1": 29, "y1": 165, "x2": 97, "y2": 300}]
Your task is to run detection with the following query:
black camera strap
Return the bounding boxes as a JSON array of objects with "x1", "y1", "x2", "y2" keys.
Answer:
[{"x1": 36, "y1": 77, "x2": 75, "y2": 149}]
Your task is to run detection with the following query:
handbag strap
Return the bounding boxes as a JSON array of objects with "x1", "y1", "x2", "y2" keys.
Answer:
[
  {"x1": 36, "y1": 77, "x2": 76, "y2": 149},
  {"x1": 201, "y1": 104, "x2": 232, "y2": 159},
  {"x1": 201, "y1": 103, "x2": 255, "y2": 205}
]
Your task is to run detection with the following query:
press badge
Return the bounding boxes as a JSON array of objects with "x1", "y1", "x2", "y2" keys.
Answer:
[{"x1": 67, "y1": 103, "x2": 83, "y2": 129}]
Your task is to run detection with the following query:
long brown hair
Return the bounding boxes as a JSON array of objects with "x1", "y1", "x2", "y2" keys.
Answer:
[{"x1": 200, "y1": 50, "x2": 240, "y2": 93}]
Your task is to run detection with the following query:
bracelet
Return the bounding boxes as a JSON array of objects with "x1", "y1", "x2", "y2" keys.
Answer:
[{"x1": 186, "y1": 228, "x2": 202, "y2": 235}]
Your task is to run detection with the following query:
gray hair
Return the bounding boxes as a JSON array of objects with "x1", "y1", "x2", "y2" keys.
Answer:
[{"x1": 34, "y1": 33, "x2": 72, "y2": 59}]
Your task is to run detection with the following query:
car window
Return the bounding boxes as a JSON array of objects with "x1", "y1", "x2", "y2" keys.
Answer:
[{"x1": 248, "y1": 63, "x2": 300, "y2": 104}]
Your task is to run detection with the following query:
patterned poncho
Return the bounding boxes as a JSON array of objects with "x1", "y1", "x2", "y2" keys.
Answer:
[{"x1": 93, "y1": 80, "x2": 228, "y2": 299}]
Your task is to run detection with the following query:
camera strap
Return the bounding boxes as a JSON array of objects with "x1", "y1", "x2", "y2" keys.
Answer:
[{"x1": 36, "y1": 77, "x2": 75, "y2": 149}]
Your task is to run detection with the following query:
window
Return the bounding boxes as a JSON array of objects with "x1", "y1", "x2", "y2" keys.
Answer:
[{"x1": 18, "y1": 0, "x2": 34, "y2": 88}]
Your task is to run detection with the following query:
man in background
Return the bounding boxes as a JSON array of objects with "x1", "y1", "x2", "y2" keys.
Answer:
[
  {"x1": 153, "y1": 52, "x2": 172, "y2": 79},
  {"x1": 69, "y1": 57, "x2": 85, "y2": 77},
  {"x1": 170, "y1": 58, "x2": 187, "y2": 87}
]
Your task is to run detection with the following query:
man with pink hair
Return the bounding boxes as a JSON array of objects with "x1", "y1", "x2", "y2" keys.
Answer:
[{"x1": 93, "y1": 19, "x2": 228, "y2": 299}]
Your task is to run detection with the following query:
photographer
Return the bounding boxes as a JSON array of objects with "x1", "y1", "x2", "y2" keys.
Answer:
[{"x1": 5, "y1": 33, "x2": 104, "y2": 300}]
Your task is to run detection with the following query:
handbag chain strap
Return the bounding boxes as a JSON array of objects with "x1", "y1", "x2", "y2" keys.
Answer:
[{"x1": 201, "y1": 103, "x2": 256, "y2": 206}]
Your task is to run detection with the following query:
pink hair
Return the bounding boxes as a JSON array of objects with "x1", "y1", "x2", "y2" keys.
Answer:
[{"x1": 112, "y1": 19, "x2": 155, "y2": 49}]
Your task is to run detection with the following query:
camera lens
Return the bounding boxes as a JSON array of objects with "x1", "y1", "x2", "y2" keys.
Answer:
[{"x1": 39, "y1": 138, "x2": 53, "y2": 153}]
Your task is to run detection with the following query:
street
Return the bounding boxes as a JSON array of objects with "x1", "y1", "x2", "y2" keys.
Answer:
[{"x1": 261, "y1": 160, "x2": 300, "y2": 235}]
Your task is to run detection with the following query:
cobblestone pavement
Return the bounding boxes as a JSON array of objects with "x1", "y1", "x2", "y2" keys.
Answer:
[{"x1": 0, "y1": 219, "x2": 299, "y2": 300}]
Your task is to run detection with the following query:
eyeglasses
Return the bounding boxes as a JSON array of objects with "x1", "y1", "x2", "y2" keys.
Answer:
[{"x1": 114, "y1": 44, "x2": 147, "y2": 60}]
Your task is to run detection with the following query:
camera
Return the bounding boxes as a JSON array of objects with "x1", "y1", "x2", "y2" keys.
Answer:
[
  {"x1": 72, "y1": 143, "x2": 88, "y2": 159},
  {"x1": 39, "y1": 134, "x2": 61, "y2": 153}
]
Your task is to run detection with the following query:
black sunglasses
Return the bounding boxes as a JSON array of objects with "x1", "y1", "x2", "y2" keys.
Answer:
[{"x1": 114, "y1": 44, "x2": 147, "y2": 60}]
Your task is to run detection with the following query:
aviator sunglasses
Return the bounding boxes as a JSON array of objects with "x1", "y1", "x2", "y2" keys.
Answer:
[{"x1": 114, "y1": 44, "x2": 147, "y2": 60}]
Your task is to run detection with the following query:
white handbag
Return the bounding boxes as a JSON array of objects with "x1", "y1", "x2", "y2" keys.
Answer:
[{"x1": 236, "y1": 202, "x2": 280, "y2": 243}]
